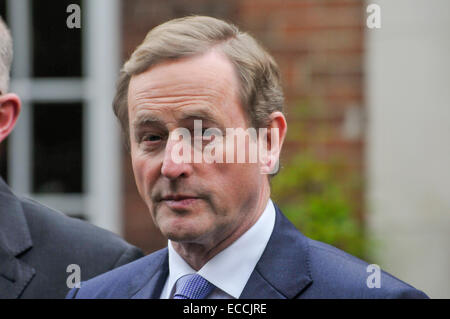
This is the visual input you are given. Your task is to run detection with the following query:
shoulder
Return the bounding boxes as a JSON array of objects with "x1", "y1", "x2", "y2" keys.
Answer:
[
  {"x1": 268, "y1": 203, "x2": 428, "y2": 298},
  {"x1": 67, "y1": 248, "x2": 168, "y2": 299},
  {"x1": 20, "y1": 196, "x2": 143, "y2": 273},
  {"x1": 303, "y1": 238, "x2": 428, "y2": 298}
]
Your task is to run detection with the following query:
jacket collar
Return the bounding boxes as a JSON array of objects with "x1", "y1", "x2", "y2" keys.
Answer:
[
  {"x1": 240, "y1": 204, "x2": 313, "y2": 298},
  {"x1": 0, "y1": 177, "x2": 36, "y2": 298}
]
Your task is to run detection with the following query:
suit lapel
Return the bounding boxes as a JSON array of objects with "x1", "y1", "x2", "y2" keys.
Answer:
[
  {"x1": 0, "y1": 246, "x2": 35, "y2": 299},
  {"x1": 240, "y1": 204, "x2": 313, "y2": 299},
  {"x1": 130, "y1": 249, "x2": 169, "y2": 299},
  {"x1": 0, "y1": 178, "x2": 36, "y2": 298}
]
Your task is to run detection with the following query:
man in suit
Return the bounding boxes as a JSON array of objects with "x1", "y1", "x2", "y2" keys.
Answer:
[
  {"x1": 67, "y1": 16, "x2": 428, "y2": 299},
  {"x1": 0, "y1": 16, "x2": 143, "y2": 299}
]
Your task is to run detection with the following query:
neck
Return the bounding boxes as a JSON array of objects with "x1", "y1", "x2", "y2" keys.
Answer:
[{"x1": 172, "y1": 182, "x2": 271, "y2": 271}]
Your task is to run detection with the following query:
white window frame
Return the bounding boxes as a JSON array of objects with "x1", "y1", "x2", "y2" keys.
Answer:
[{"x1": 7, "y1": 0, "x2": 122, "y2": 235}]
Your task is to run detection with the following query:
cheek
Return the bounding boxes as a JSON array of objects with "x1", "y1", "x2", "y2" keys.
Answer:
[
  {"x1": 131, "y1": 156, "x2": 146, "y2": 196},
  {"x1": 209, "y1": 160, "x2": 261, "y2": 205},
  {"x1": 131, "y1": 150, "x2": 159, "y2": 199},
  {"x1": 209, "y1": 134, "x2": 261, "y2": 185}
]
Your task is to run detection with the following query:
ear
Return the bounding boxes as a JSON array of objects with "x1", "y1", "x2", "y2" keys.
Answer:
[
  {"x1": 0, "y1": 93, "x2": 21, "y2": 143},
  {"x1": 258, "y1": 111, "x2": 287, "y2": 175}
]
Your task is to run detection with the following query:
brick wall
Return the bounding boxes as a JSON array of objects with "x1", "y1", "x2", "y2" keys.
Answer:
[{"x1": 120, "y1": 0, "x2": 365, "y2": 254}]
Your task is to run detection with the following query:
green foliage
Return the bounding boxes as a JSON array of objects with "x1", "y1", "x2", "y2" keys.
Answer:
[{"x1": 271, "y1": 152, "x2": 368, "y2": 259}]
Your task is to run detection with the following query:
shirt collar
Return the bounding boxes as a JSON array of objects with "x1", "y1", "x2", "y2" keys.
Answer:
[{"x1": 165, "y1": 198, "x2": 276, "y2": 298}]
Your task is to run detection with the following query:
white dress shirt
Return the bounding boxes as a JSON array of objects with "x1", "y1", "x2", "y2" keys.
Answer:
[{"x1": 160, "y1": 198, "x2": 276, "y2": 299}]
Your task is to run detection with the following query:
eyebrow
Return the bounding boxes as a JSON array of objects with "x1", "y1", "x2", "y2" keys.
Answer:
[
  {"x1": 133, "y1": 108, "x2": 223, "y2": 130},
  {"x1": 177, "y1": 109, "x2": 223, "y2": 127},
  {"x1": 132, "y1": 114, "x2": 165, "y2": 142},
  {"x1": 132, "y1": 114, "x2": 164, "y2": 129},
  {"x1": 132, "y1": 108, "x2": 225, "y2": 141}
]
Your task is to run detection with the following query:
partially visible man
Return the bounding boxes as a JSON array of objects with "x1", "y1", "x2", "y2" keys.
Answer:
[
  {"x1": 68, "y1": 16, "x2": 428, "y2": 299},
  {"x1": 0, "y1": 17, "x2": 143, "y2": 299}
]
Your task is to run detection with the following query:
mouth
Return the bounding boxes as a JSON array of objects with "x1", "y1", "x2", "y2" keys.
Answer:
[
  {"x1": 159, "y1": 194, "x2": 201, "y2": 210},
  {"x1": 161, "y1": 194, "x2": 199, "y2": 201}
]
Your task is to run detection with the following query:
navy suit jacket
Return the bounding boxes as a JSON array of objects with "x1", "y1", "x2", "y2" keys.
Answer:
[
  {"x1": 0, "y1": 177, "x2": 144, "y2": 298},
  {"x1": 67, "y1": 204, "x2": 428, "y2": 299}
]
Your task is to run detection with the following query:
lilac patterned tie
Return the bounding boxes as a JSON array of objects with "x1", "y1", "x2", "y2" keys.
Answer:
[{"x1": 173, "y1": 274, "x2": 215, "y2": 299}]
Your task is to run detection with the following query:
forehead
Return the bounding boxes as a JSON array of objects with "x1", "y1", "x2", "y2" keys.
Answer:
[{"x1": 127, "y1": 50, "x2": 242, "y2": 125}]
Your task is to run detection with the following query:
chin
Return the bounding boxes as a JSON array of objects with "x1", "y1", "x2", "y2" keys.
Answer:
[
  {"x1": 164, "y1": 230, "x2": 206, "y2": 244},
  {"x1": 159, "y1": 218, "x2": 204, "y2": 243}
]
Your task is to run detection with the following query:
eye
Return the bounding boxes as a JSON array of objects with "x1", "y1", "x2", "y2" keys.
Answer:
[
  {"x1": 141, "y1": 134, "x2": 163, "y2": 143},
  {"x1": 146, "y1": 135, "x2": 161, "y2": 141}
]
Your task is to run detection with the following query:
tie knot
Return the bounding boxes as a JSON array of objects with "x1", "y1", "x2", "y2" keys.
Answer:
[{"x1": 173, "y1": 274, "x2": 215, "y2": 299}]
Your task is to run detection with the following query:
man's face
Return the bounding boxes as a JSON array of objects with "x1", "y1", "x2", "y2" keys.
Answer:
[{"x1": 128, "y1": 50, "x2": 266, "y2": 246}]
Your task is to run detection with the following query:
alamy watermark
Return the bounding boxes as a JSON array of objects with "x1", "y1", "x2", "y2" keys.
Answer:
[
  {"x1": 366, "y1": 264, "x2": 381, "y2": 288},
  {"x1": 163, "y1": 120, "x2": 280, "y2": 175},
  {"x1": 65, "y1": 4, "x2": 379, "y2": 30},
  {"x1": 66, "y1": 4, "x2": 81, "y2": 29},
  {"x1": 366, "y1": 4, "x2": 381, "y2": 29},
  {"x1": 66, "y1": 264, "x2": 81, "y2": 289}
]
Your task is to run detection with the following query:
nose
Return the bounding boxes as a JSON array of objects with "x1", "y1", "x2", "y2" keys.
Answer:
[{"x1": 161, "y1": 133, "x2": 193, "y2": 180}]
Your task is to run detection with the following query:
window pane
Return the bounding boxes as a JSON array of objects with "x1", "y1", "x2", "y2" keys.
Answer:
[
  {"x1": 0, "y1": 138, "x2": 7, "y2": 183},
  {"x1": 32, "y1": 102, "x2": 83, "y2": 193},
  {"x1": 0, "y1": 0, "x2": 7, "y2": 22},
  {"x1": 32, "y1": 0, "x2": 82, "y2": 77}
]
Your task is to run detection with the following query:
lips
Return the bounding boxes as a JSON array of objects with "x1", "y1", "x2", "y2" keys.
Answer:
[
  {"x1": 161, "y1": 194, "x2": 199, "y2": 201},
  {"x1": 159, "y1": 194, "x2": 201, "y2": 210}
]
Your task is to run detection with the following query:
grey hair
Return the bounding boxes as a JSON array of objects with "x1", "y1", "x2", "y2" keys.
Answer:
[
  {"x1": 113, "y1": 15, "x2": 284, "y2": 144},
  {"x1": 0, "y1": 16, "x2": 13, "y2": 94}
]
